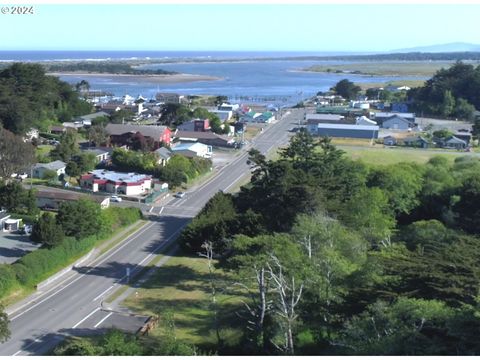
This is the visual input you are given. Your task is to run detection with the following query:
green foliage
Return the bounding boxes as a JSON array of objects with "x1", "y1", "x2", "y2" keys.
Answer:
[
  {"x1": 47, "y1": 62, "x2": 177, "y2": 75},
  {"x1": 56, "y1": 198, "x2": 103, "y2": 239},
  {"x1": 50, "y1": 129, "x2": 79, "y2": 162},
  {"x1": 331, "y1": 79, "x2": 361, "y2": 100},
  {"x1": 0, "y1": 264, "x2": 17, "y2": 299},
  {"x1": 367, "y1": 162, "x2": 424, "y2": 216},
  {"x1": 409, "y1": 61, "x2": 480, "y2": 119},
  {"x1": 0, "y1": 182, "x2": 38, "y2": 215},
  {"x1": 0, "y1": 63, "x2": 91, "y2": 134},
  {"x1": 432, "y1": 128, "x2": 454, "y2": 139},
  {"x1": 342, "y1": 297, "x2": 454, "y2": 355},
  {"x1": 30, "y1": 213, "x2": 64, "y2": 248},
  {"x1": 0, "y1": 305, "x2": 9, "y2": 344},
  {"x1": 180, "y1": 192, "x2": 237, "y2": 253},
  {"x1": 0, "y1": 126, "x2": 36, "y2": 179},
  {"x1": 157, "y1": 154, "x2": 211, "y2": 187},
  {"x1": 111, "y1": 148, "x2": 159, "y2": 174}
]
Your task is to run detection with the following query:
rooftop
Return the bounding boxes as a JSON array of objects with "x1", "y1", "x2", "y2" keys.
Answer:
[
  {"x1": 105, "y1": 123, "x2": 168, "y2": 139},
  {"x1": 86, "y1": 170, "x2": 151, "y2": 184},
  {"x1": 33, "y1": 160, "x2": 66, "y2": 171}
]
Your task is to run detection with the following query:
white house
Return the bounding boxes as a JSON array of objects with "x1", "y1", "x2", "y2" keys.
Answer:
[
  {"x1": 80, "y1": 170, "x2": 152, "y2": 196},
  {"x1": 211, "y1": 109, "x2": 233, "y2": 122},
  {"x1": 32, "y1": 161, "x2": 66, "y2": 179},
  {"x1": 171, "y1": 142, "x2": 213, "y2": 159},
  {"x1": 154, "y1": 147, "x2": 173, "y2": 166},
  {"x1": 218, "y1": 103, "x2": 239, "y2": 112}
]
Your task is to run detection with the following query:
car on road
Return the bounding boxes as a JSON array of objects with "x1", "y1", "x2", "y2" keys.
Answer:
[
  {"x1": 175, "y1": 191, "x2": 186, "y2": 198},
  {"x1": 110, "y1": 195, "x2": 122, "y2": 202}
]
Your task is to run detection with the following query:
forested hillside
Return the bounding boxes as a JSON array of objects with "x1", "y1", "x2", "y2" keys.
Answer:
[{"x1": 0, "y1": 63, "x2": 91, "y2": 134}]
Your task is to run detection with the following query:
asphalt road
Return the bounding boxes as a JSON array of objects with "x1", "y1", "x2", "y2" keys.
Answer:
[{"x1": 0, "y1": 108, "x2": 303, "y2": 355}]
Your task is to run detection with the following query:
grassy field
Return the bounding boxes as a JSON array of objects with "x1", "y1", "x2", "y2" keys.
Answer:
[
  {"x1": 122, "y1": 250, "x2": 245, "y2": 350},
  {"x1": 339, "y1": 145, "x2": 476, "y2": 165},
  {"x1": 355, "y1": 79, "x2": 426, "y2": 90},
  {"x1": 303, "y1": 61, "x2": 477, "y2": 77}
]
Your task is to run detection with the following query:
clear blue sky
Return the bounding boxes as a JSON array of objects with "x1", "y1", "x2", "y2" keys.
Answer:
[{"x1": 1, "y1": 4, "x2": 479, "y2": 52}]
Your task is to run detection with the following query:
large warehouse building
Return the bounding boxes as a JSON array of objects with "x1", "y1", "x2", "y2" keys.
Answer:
[{"x1": 309, "y1": 123, "x2": 379, "y2": 139}]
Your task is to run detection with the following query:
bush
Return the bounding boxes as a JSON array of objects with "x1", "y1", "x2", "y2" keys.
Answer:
[{"x1": 0, "y1": 265, "x2": 18, "y2": 298}]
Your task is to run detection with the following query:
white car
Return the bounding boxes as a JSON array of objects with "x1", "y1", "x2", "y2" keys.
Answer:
[
  {"x1": 110, "y1": 195, "x2": 122, "y2": 202},
  {"x1": 175, "y1": 192, "x2": 186, "y2": 199}
]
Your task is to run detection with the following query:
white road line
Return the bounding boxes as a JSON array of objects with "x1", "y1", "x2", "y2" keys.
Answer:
[
  {"x1": 92, "y1": 285, "x2": 115, "y2": 302},
  {"x1": 138, "y1": 253, "x2": 153, "y2": 266},
  {"x1": 72, "y1": 307, "x2": 100, "y2": 329},
  {"x1": 158, "y1": 206, "x2": 164, "y2": 215},
  {"x1": 149, "y1": 206, "x2": 154, "y2": 213},
  {"x1": 9, "y1": 222, "x2": 156, "y2": 320},
  {"x1": 93, "y1": 312, "x2": 113, "y2": 328},
  {"x1": 117, "y1": 223, "x2": 188, "y2": 283},
  {"x1": 12, "y1": 350, "x2": 22, "y2": 356}
]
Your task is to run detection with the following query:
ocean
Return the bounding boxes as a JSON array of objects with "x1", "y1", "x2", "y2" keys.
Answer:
[{"x1": 0, "y1": 51, "x2": 423, "y2": 106}]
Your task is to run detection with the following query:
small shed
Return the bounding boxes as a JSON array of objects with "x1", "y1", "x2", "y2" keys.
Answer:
[
  {"x1": 3, "y1": 218, "x2": 21, "y2": 232},
  {"x1": 383, "y1": 135, "x2": 397, "y2": 146}
]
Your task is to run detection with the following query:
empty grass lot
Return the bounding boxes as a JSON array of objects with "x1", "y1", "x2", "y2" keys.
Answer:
[
  {"x1": 338, "y1": 145, "x2": 477, "y2": 165},
  {"x1": 122, "y1": 250, "x2": 245, "y2": 350}
]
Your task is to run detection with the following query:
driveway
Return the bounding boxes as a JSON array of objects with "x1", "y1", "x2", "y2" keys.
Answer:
[{"x1": 0, "y1": 232, "x2": 40, "y2": 264}]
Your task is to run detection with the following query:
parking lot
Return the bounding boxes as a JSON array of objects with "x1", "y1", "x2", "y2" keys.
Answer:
[{"x1": 0, "y1": 231, "x2": 40, "y2": 264}]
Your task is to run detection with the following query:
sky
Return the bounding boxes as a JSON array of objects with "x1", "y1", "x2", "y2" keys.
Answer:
[{"x1": 0, "y1": 3, "x2": 479, "y2": 52}]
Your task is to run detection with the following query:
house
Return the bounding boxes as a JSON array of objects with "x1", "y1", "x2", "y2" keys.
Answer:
[
  {"x1": 218, "y1": 103, "x2": 239, "y2": 112},
  {"x1": 256, "y1": 112, "x2": 275, "y2": 124},
  {"x1": 62, "y1": 122, "x2": 83, "y2": 130},
  {"x1": 177, "y1": 119, "x2": 211, "y2": 132},
  {"x1": 391, "y1": 103, "x2": 409, "y2": 113},
  {"x1": 105, "y1": 123, "x2": 171, "y2": 148},
  {"x1": 75, "y1": 111, "x2": 110, "y2": 127},
  {"x1": 174, "y1": 130, "x2": 235, "y2": 148},
  {"x1": 383, "y1": 135, "x2": 397, "y2": 146},
  {"x1": 154, "y1": 147, "x2": 173, "y2": 166},
  {"x1": 32, "y1": 161, "x2": 66, "y2": 179},
  {"x1": 50, "y1": 125, "x2": 67, "y2": 135},
  {"x1": 356, "y1": 116, "x2": 377, "y2": 126},
  {"x1": 443, "y1": 136, "x2": 467, "y2": 150},
  {"x1": 453, "y1": 132, "x2": 472, "y2": 145},
  {"x1": 155, "y1": 92, "x2": 185, "y2": 104},
  {"x1": 83, "y1": 147, "x2": 112, "y2": 164},
  {"x1": 239, "y1": 111, "x2": 262, "y2": 123},
  {"x1": 308, "y1": 123, "x2": 379, "y2": 139},
  {"x1": 36, "y1": 189, "x2": 110, "y2": 210},
  {"x1": 80, "y1": 170, "x2": 152, "y2": 196},
  {"x1": 374, "y1": 112, "x2": 416, "y2": 126},
  {"x1": 381, "y1": 115, "x2": 416, "y2": 130},
  {"x1": 403, "y1": 136, "x2": 430, "y2": 148},
  {"x1": 0, "y1": 211, "x2": 19, "y2": 232},
  {"x1": 211, "y1": 110, "x2": 233, "y2": 122},
  {"x1": 171, "y1": 142, "x2": 213, "y2": 159}
]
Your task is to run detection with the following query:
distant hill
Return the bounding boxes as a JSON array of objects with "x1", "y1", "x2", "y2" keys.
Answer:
[{"x1": 391, "y1": 42, "x2": 480, "y2": 53}]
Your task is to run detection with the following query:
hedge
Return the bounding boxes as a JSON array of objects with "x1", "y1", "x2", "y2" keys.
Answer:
[{"x1": 0, "y1": 207, "x2": 143, "y2": 300}]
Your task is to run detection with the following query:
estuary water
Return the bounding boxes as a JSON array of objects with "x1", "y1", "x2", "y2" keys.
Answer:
[{"x1": 0, "y1": 51, "x2": 424, "y2": 106}]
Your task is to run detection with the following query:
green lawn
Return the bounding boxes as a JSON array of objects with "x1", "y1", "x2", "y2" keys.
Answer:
[
  {"x1": 122, "y1": 250, "x2": 245, "y2": 350},
  {"x1": 304, "y1": 61, "x2": 470, "y2": 77},
  {"x1": 339, "y1": 145, "x2": 476, "y2": 165}
]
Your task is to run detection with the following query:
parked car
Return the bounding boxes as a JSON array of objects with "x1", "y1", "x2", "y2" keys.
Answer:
[
  {"x1": 17, "y1": 173, "x2": 28, "y2": 180},
  {"x1": 175, "y1": 191, "x2": 186, "y2": 198},
  {"x1": 110, "y1": 195, "x2": 122, "y2": 202}
]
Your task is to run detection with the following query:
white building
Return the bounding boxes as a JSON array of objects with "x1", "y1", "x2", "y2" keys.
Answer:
[
  {"x1": 32, "y1": 161, "x2": 66, "y2": 179},
  {"x1": 80, "y1": 170, "x2": 152, "y2": 196},
  {"x1": 171, "y1": 142, "x2": 213, "y2": 159}
]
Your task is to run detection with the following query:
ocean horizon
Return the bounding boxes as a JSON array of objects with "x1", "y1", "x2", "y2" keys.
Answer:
[{"x1": 0, "y1": 50, "x2": 371, "y2": 62}]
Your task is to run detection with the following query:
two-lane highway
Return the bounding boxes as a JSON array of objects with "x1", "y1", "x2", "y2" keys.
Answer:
[{"x1": 0, "y1": 108, "x2": 304, "y2": 355}]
